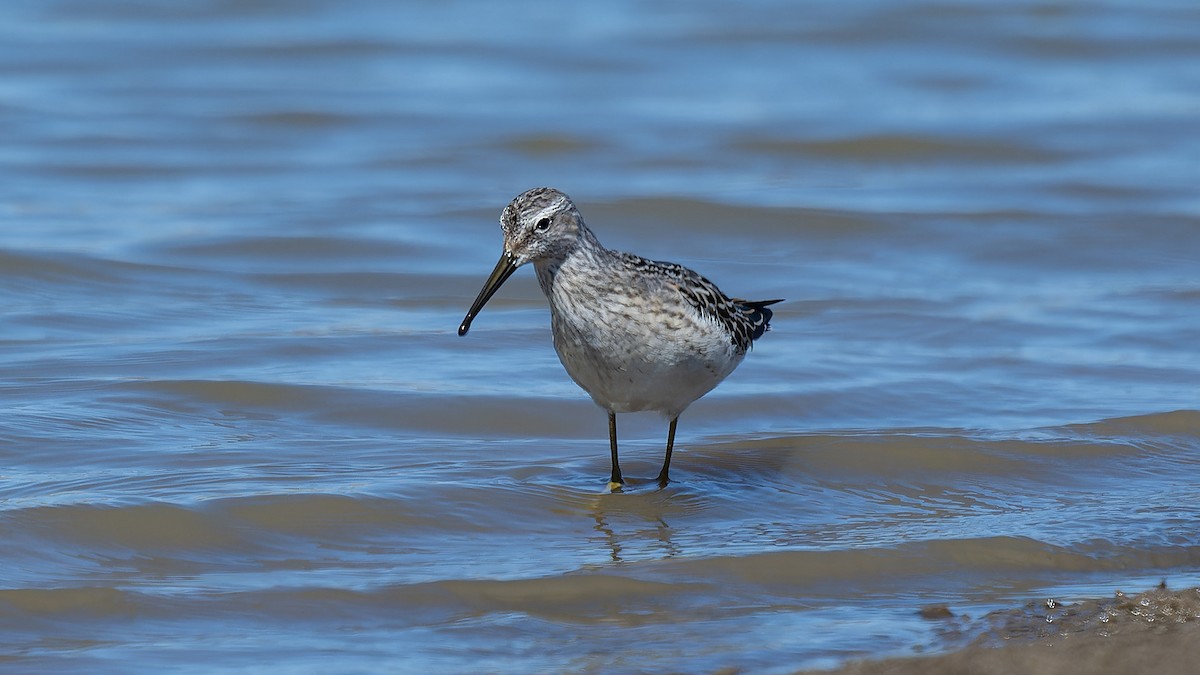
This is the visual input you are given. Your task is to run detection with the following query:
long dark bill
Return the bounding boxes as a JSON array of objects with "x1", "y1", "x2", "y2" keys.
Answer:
[{"x1": 458, "y1": 252, "x2": 518, "y2": 336}]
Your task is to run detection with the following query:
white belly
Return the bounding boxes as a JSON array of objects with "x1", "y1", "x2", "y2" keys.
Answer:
[{"x1": 549, "y1": 298, "x2": 744, "y2": 419}]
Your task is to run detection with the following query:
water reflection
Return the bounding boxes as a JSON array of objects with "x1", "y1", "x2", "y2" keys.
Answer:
[{"x1": 588, "y1": 488, "x2": 683, "y2": 564}]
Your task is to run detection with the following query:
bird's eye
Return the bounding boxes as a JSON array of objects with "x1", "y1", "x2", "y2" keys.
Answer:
[{"x1": 535, "y1": 217, "x2": 551, "y2": 231}]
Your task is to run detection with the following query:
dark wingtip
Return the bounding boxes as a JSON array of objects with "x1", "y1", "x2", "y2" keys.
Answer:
[{"x1": 743, "y1": 299, "x2": 783, "y2": 342}]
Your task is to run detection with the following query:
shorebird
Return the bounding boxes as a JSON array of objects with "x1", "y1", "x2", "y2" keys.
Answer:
[{"x1": 458, "y1": 187, "x2": 780, "y2": 489}]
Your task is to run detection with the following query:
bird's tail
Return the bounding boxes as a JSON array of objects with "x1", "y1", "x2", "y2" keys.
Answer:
[{"x1": 736, "y1": 298, "x2": 783, "y2": 342}]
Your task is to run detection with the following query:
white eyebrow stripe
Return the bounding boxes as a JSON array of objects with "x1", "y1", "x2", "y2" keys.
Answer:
[{"x1": 534, "y1": 195, "x2": 568, "y2": 221}]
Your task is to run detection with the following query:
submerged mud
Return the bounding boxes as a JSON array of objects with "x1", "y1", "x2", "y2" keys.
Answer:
[{"x1": 818, "y1": 585, "x2": 1200, "y2": 675}]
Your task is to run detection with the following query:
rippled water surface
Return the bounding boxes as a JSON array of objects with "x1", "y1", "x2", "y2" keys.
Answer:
[{"x1": 2, "y1": 1, "x2": 1199, "y2": 672}]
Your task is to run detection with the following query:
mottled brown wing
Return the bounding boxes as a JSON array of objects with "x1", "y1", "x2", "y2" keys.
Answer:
[{"x1": 618, "y1": 252, "x2": 781, "y2": 353}]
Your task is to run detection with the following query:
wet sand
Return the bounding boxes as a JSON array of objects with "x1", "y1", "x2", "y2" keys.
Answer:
[{"x1": 812, "y1": 586, "x2": 1200, "y2": 675}]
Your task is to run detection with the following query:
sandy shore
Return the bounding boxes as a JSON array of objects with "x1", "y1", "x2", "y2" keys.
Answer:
[{"x1": 807, "y1": 586, "x2": 1200, "y2": 675}]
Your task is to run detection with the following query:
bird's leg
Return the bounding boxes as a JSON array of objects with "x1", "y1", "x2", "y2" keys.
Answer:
[
  {"x1": 655, "y1": 416, "x2": 678, "y2": 487},
  {"x1": 607, "y1": 411, "x2": 624, "y2": 490}
]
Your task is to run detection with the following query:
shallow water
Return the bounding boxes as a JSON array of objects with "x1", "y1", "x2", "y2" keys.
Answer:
[{"x1": 2, "y1": 0, "x2": 1199, "y2": 672}]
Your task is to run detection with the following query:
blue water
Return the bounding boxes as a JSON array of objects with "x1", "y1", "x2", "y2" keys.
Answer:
[{"x1": 2, "y1": 1, "x2": 1199, "y2": 672}]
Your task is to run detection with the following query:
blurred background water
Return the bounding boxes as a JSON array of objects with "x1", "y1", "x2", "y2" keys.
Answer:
[{"x1": 1, "y1": 0, "x2": 1198, "y2": 672}]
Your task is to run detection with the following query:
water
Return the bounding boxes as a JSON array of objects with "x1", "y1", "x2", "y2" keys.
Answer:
[{"x1": 2, "y1": 1, "x2": 1199, "y2": 672}]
